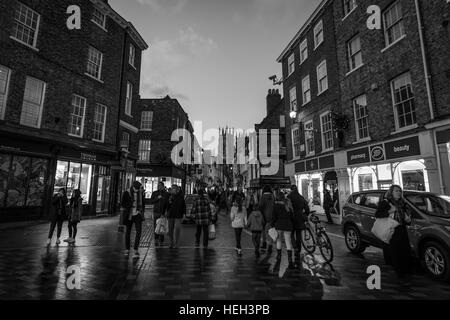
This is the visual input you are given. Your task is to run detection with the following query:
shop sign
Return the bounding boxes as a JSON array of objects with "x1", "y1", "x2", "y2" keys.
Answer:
[
  {"x1": 370, "y1": 144, "x2": 385, "y2": 162},
  {"x1": 347, "y1": 147, "x2": 370, "y2": 165},
  {"x1": 306, "y1": 158, "x2": 319, "y2": 171},
  {"x1": 385, "y1": 136, "x2": 420, "y2": 160},
  {"x1": 319, "y1": 155, "x2": 335, "y2": 169},
  {"x1": 81, "y1": 153, "x2": 96, "y2": 162},
  {"x1": 295, "y1": 161, "x2": 305, "y2": 173}
]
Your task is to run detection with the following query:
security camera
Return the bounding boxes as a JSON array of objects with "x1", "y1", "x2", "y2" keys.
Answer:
[{"x1": 268, "y1": 75, "x2": 277, "y2": 81}]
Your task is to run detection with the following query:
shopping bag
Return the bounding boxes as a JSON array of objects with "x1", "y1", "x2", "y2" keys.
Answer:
[
  {"x1": 155, "y1": 217, "x2": 169, "y2": 235},
  {"x1": 371, "y1": 217, "x2": 400, "y2": 244},
  {"x1": 268, "y1": 227, "x2": 278, "y2": 242},
  {"x1": 208, "y1": 224, "x2": 216, "y2": 240}
]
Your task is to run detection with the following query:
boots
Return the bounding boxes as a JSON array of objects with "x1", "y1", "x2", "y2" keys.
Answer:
[
  {"x1": 276, "y1": 249, "x2": 282, "y2": 262},
  {"x1": 287, "y1": 250, "x2": 295, "y2": 269},
  {"x1": 267, "y1": 245, "x2": 273, "y2": 257},
  {"x1": 261, "y1": 241, "x2": 267, "y2": 251},
  {"x1": 295, "y1": 250, "x2": 302, "y2": 269}
]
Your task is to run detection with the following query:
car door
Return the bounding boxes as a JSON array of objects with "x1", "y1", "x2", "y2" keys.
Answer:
[{"x1": 360, "y1": 192, "x2": 382, "y2": 242}]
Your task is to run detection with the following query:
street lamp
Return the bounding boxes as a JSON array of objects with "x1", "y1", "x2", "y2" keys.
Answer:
[{"x1": 289, "y1": 111, "x2": 297, "y2": 119}]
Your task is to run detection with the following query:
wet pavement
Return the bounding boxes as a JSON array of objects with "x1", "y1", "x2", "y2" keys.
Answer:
[{"x1": 0, "y1": 209, "x2": 449, "y2": 300}]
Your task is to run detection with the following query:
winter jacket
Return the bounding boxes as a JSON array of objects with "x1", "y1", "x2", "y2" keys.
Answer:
[
  {"x1": 149, "y1": 189, "x2": 169, "y2": 218},
  {"x1": 288, "y1": 191, "x2": 310, "y2": 230},
  {"x1": 69, "y1": 197, "x2": 83, "y2": 222},
  {"x1": 192, "y1": 195, "x2": 212, "y2": 225},
  {"x1": 167, "y1": 193, "x2": 186, "y2": 219},
  {"x1": 51, "y1": 194, "x2": 68, "y2": 219},
  {"x1": 272, "y1": 201, "x2": 294, "y2": 232},
  {"x1": 246, "y1": 210, "x2": 264, "y2": 232},
  {"x1": 230, "y1": 206, "x2": 247, "y2": 229},
  {"x1": 121, "y1": 187, "x2": 146, "y2": 221},
  {"x1": 259, "y1": 192, "x2": 274, "y2": 226}
]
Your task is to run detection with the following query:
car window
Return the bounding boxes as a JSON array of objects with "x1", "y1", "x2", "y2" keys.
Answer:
[
  {"x1": 405, "y1": 194, "x2": 450, "y2": 218},
  {"x1": 362, "y1": 193, "x2": 380, "y2": 209},
  {"x1": 346, "y1": 196, "x2": 353, "y2": 204},
  {"x1": 353, "y1": 194, "x2": 364, "y2": 205}
]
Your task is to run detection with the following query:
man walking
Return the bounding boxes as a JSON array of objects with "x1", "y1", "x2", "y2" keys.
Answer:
[
  {"x1": 259, "y1": 185, "x2": 275, "y2": 255},
  {"x1": 167, "y1": 185, "x2": 186, "y2": 248},
  {"x1": 288, "y1": 185, "x2": 310, "y2": 269},
  {"x1": 323, "y1": 188, "x2": 333, "y2": 224},
  {"x1": 122, "y1": 181, "x2": 146, "y2": 257},
  {"x1": 192, "y1": 189, "x2": 212, "y2": 249},
  {"x1": 150, "y1": 182, "x2": 169, "y2": 246}
]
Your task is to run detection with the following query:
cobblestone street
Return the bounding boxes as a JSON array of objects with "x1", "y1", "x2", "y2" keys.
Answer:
[{"x1": 0, "y1": 209, "x2": 449, "y2": 300}]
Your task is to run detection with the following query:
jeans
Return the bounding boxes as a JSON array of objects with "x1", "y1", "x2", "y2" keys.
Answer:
[
  {"x1": 276, "y1": 230, "x2": 292, "y2": 250},
  {"x1": 48, "y1": 214, "x2": 64, "y2": 239},
  {"x1": 125, "y1": 215, "x2": 143, "y2": 250},
  {"x1": 68, "y1": 221, "x2": 79, "y2": 239},
  {"x1": 292, "y1": 229, "x2": 302, "y2": 254},
  {"x1": 252, "y1": 231, "x2": 262, "y2": 250},
  {"x1": 195, "y1": 225, "x2": 209, "y2": 247},
  {"x1": 168, "y1": 218, "x2": 182, "y2": 247},
  {"x1": 234, "y1": 228, "x2": 243, "y2": 249}
]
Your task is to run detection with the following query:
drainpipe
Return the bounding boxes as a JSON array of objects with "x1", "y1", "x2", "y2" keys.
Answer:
[{"x1": 414, "y1": 0, "x2": 445, "y2": 194}]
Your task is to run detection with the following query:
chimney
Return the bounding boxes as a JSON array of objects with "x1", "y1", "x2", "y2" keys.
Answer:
[{"x1": 266, "y1": 89, "x2": 281, "y2": 116}]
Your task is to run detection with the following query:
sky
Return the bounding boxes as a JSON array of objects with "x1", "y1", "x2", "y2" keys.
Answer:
[{"x1": 109, "y1": 0, "x2": 318, "y2": 137}]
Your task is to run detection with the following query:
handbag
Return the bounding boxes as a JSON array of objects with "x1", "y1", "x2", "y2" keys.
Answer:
[
  {"x1": 155, "y1": 217, "x2": 169, "y2": 235},
  {"x1": 268, "y1": 227, "x2": 278, "y2": 242},
  {"x1": 371, "y1": 217, "x2": 400, "y2": 244},
  {"x1": 208, "y1": 224, "x2": 216, "y2": 240}
]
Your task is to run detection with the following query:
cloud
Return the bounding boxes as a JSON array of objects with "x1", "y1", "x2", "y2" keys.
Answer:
[
  {"x1": 140, "y1": 27, "x2": 218, "y2": 100},
  {"x1": 134, "y1": 0, "x2": 188, "y2": 13}
]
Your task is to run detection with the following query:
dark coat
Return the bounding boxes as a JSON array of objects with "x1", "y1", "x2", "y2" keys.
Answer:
[
  {"x1": 149, "y1": 189, "x2": 169, "y2": 218},
  {"x1": 259, "y1": 192, "x2": 275, "y2": 225},
  {"x1": 121, "y1": 188, "x2": 145, "y2": 221},
  {"x1": 323, "y1": 191, "x2": 333, "y2": 209},
  {"x1": 375, "y1": 199, "x2": 410, "y2": 226},
  {"x1": 167, "y1": 193, "x2": 186, "y2": 219},
  {"x1": 51, "y1": 194, "x2": 68, "y2": 219},
  {"x1": 288, "y1": 191, "x2": 310, "y2": 230},
  {"x1": 271, "y1": 201, "x2": 294, "y2": 232}
]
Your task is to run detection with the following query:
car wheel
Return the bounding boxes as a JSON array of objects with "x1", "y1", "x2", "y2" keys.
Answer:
[
  {"x1": 421, "y1": 241, "x2": 450, "y2": 281},
  {"x1": 344, "y1": 225, "x2": 365, "y2": 254}
]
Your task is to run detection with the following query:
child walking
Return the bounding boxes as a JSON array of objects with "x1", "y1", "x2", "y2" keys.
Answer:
[
  {"x1": 230, "y1": 195, "x2": 247, "y2": 255},
  {"x1": 246, "y1": 204, "x2": 264, "y2": 257}
]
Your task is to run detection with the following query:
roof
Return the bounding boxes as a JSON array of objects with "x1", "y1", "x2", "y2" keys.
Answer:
[
  {"x1": 141, "y1": 96, "x2": 190, "y2": 122},
  {"x1": 276, "y1": 0, "x2": 329, "y2": 63}
]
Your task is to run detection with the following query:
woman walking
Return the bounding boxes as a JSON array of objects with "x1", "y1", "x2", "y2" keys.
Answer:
[
  {"x1": 230, "y1": 195, "x2": 247, "y2": 255},
  {"x1": 272, "y1": 190, "x2": 295, "y2": 269},
  {"x1": 47, "y1": 188, "x2": 68, "y2": 246},
  {"x1": 375, "y1": 184, "x2": 413, "y2": 278},
  {"x1": 64, "y1": 189, "x2": 82, "y2": 245}
]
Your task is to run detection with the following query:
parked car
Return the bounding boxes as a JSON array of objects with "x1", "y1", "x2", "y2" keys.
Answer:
[
  {"x1": 182, "y1": 194, "x2": 198, "y2": 224},
  {"x1": 342, "y1": 190, "x2": 450, "y2": 281}
]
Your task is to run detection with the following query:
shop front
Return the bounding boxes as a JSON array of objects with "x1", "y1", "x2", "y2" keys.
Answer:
[{"x1": 136, "y1": 164, "x2": 185, "y2": 201}]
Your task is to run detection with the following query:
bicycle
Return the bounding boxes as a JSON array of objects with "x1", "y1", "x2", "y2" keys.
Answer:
[{"x1": 301, "y1": 211, "x2": 334, "y2": 263}]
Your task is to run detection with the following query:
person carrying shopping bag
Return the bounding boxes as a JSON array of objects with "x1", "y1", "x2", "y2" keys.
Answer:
[
  {"x1": 272, "y1": 190, "x2": 295, "y2": 269},
  {"x1": 149, "y1": 182, "x2": 169, "y2": 246},
  {"x1": 64, "y1": 189, "x2": 82, "y2": 245},
  {"x1": 230, "y1": 195, "x2": 247, "y2": 256}
]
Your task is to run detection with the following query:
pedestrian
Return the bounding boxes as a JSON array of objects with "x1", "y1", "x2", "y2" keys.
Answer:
[
  {"x1": 122, "y1": 181, "x2": 146, "y2": 257},
  {"x1": 333, "y1": 188, "x2": 340, "y2": 216},
  {"x1": 323, "y1": 188, "x2": 333, "y2": 224},
  {"x1": 259, "y1": 185, "x2": 275, "y2": 255},
  {"x1": 64, "y1": 189, "x2": 82, "y2": 245},
  {"x1": 230, "y1": 194, "x2": 247, "y2": 255},
  {"x1": 47, "y1": 188, "x2": 68, "y2": 246},
  {"x1": 288, "y1": 185, "x2": 310, "y2": 269},
  {"x1": 375, "y1": 184, "x2": 413, "y2": 278},
  {"x1": 149, "y1": 182, "x2": 169, "y2": 246},
  {"x1": 167, "y1": 185, "x2": 186, "y2": 249},
  {"x1": 246, "y1": 203, "x2": 264, "y2": 257},
  {"x1": 192, "y1": 189, "x2": 212, "y2": 249},
  {"x1": 272, "y1": 190, "x2": 295, "y2": 269}
]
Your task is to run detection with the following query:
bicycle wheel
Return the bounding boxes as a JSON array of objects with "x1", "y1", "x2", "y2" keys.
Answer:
[
  {"x1": 317, "y1": 231, "x2": 334, "y2": 263},
  {"x1": 301, "y1": 228, "x2": 315, "y2": 254}
]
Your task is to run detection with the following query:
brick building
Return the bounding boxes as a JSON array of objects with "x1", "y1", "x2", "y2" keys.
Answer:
[
  {"x1": 0, "y1": 0, "x2": 148, "y2": 221},
  {"x1": 136, "y1": 96, "x2": 196, "y2": 201}
]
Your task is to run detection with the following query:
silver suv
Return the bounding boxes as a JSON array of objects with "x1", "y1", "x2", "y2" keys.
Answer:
[{"x1": 342, "y1": 190, "x2": 450, "y2": 281}]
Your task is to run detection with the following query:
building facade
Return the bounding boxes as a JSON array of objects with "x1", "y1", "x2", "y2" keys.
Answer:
[{"x1": 0, "y1": 0, "x2": 148, "y2": 221}]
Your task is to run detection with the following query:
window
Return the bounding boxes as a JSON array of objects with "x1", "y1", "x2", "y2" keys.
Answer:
[
  {"x1": 20, "y1": 76, "x2": 46, "y2": 128},
  {"x1": 391, "y1": 72, "x2": 416, "y2": 129},
  {"x1": 313, "y1": 20, "x2": 324, "y2": 49},
  {"x1": 292, "y1": 127, "x2": 301, "y2": 158},
  {"x1": 121, "y1": 132, "x2": 130, "y2": 150},
  {"x1": 288, "y1": 53, "x2": 295, "y2": 76},
  {"x1": 86, "y1": 46, "x2": 103, "y2": 80},
  {"x1": 353, "y1": 194, "x2": 364, "y2": 205},
  {"x1": 343, "y1": 0, "x2": 357, "y2": 16},
  {"x1": 54, "y1": 160, "x2": 92, "y2": 203},
  {"x1": 353, "y1": 94, "x2": 369, "y2": 140},
  {"x1": 362, "y1": 193, "x2": 380, "y2": 209},
  {"x1": 289, "y1": 86, "x2": 297, "y2": 112},
  {"x1": 11, "y1": 2, "x2": 40, "y2": 48},
  {"x1": 139, "y1": 140, "x2": 151, "y2": 161},
  {"x1": 405, "y1": 194, "x2": 450, "y2": 218},
  {"x1": 347, "y1": 35, "x2": 362, "y2": 71},
  {"x1": 141, "y1": 111, "x2": 153, "y2": 130},
  {"x1": 0, "y1": 65, "x2": 11, "y2": 120},
  {"x1": 383, "y1": 1, "x2": 405, "y2": 46},
  {"x1": 359, "y1": 174, "x2": 374, "y2": 191},
  {"x1": 302, "y1": 75, "x2": 311, "y2": 105},
  {"x1": 92, "y1": 7, "x2": 106, "y2": 29},
  {"x1": 129, "y1": 44, "x2": 136, "y2": 67},
  {"x1": 93, "y1": 104, "x2": 107, "y2": 142},
  {"x1": 68, "y1": 95, "x2": 86, "y2": 137},
  {"x1": 320, "y1": 112, "x2": 333, "y2": 151},
  {"x1": 126, "y1": 82, "x2": 133, "y2": 116},
  {"x1": 300, "y1": 39, "x2": 308, "y2": 64},
  {"x1": 316, "y1": 60, "x2": 328, "y2": 94},
  {"x1": 280, "y1": 115, "x2": 285, "y2": 128},
  {"x1": 305, "y1": 120, "x2": 315, "y2": 155}
]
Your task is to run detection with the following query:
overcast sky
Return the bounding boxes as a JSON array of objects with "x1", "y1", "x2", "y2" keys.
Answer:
[{"x1": 110, "y1": 0, "x2": 317, "y2": 137}]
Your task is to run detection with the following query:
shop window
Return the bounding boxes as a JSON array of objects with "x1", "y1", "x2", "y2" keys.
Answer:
[
  {"x1": 54, "y1": 160, "x2": 92, "y2": 204},
  {"x1": 358, "y1": 173, "x2": 373, "y2": 191},
  {"x1": 26, "y1": 158, "x2": 47, "y2": 206},
  {"x1": 402, "y1": 170, "x2": 425, "y2": 191},
  {"x1": 7, "y1": 156, "x2": 30, "y2": 207}
]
